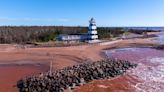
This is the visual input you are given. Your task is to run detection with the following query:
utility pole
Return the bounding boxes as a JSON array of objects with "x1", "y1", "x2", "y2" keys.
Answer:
[{"x1": 49, "y1": 56, "x2": 53, "y2": 74}]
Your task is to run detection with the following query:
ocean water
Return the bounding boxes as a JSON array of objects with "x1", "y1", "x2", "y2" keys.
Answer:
[
  {"x1": 126, "y1": 27, "x2": 164, "y2": 31},
  {"x1": 74, "y1": 48, "x2": 164, "y2": 92},
  {"x1": 153, "y1": 34, "x2": 164, "y2": 43},
  {"x1": 106, "y1": 48, "x2": 164, "y2": 92}
]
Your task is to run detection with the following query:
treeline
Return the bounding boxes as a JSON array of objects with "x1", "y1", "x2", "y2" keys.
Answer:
[
  {"x1": 0, "y1": 26, "x2": 87, "y2": 44},
  {"x1": 97, "y1": 27, "x2": 124, "y2": 39},
  {"x1": 128, "y1": 29, "x2": 158, "y2": 34},
  {"x1": 0, "y1": 26, "x2": 124, "y2": 44}
]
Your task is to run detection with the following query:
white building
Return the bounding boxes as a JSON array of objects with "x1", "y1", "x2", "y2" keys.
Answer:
[
  {"x1": 87, "y1": 18, "x2": 99, "y2": 43},
  {"x1": 57, "y1": 18, "x2": 99, "y2": 43},
  {"x1": 57, "y1": 34, "x2": 88, "y2": 42}
]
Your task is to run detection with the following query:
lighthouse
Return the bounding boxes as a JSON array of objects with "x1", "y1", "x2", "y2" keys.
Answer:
[
  {"x1": 57, "y1": 18, "x2": 99, "y2": 43},
  {"x1": 88, "y1": 18, "x2": 99, "y2": 43}
]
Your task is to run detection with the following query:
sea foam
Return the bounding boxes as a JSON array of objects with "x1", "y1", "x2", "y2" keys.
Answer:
[{"x1": 132, "y1": 61, "x2": 164, "y2": 92}]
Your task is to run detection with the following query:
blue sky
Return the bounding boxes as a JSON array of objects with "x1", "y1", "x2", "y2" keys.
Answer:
[{"x1": 0, "y1": 0, "x2": 164, "y2": 26}]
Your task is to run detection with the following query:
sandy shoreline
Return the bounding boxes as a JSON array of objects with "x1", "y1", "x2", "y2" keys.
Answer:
[{"x1": 0, "y1": 32, "x2": 163, "y2": 92}]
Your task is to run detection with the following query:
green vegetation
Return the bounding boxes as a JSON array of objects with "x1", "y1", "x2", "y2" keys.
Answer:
[
  {"x1": 37, "y1": 30, "x2": 62, "y2": 42},
  {"x1": 97, "y1": 27, "x2": 125, "y2": 39},
  {"x1": 0, "y1": 26, "x2": 86, "y2": 44},
  {"x1": 0, "y1": 26, "x2": 126, "y2": 44}
]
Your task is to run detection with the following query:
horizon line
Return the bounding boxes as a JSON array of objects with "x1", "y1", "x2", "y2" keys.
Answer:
[{"x1": 0, "y1": 25, "x2": 164, "y2": 28}]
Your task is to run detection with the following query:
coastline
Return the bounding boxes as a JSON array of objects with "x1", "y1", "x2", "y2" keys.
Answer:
[
  {"x1": 73, "y1": 32, "x2": 164, "y2": 92},
  {"x1": 0, "y1": 32, "x2": 163, "y2": 92}
]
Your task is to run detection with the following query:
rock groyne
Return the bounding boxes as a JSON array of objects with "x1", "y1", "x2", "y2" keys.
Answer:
[{"x1": 17, "y1": 59, "x2": 137, "y2": 92}]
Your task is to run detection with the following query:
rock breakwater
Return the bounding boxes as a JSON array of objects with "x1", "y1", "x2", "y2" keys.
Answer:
[{"x1": 17, "y1": 59, "x2": 137, "y2": 92}]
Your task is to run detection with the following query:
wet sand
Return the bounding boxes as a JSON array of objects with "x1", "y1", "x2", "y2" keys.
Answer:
[
  {"x1": 0, "y1": 32, "x2": 163, "y2": 92},
  {"x1": 0, "y1": 64, "x2": 49, "y2": 92},
  {"x1": 0, "y1": 44, "x2": 104, "y2": 92},
  {"x1": 74, "y1": 74, "x2": 140, "y2": 92},
  {"x1": 74, "y1": 48, "x2": 164, "y2": 92}
]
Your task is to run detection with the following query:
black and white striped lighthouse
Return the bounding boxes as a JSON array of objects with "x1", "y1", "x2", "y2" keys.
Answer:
[{"x1": 88, "y1": 18, "x2": 98, "y2": 43}]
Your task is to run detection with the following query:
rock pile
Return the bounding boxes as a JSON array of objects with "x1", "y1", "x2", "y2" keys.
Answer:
[
  {"x1": 153, "y1": 44, "x2": 164, "y2": 50},
  {"x1": 17, "y1": 59, "x2": 137, "y2": 92}
]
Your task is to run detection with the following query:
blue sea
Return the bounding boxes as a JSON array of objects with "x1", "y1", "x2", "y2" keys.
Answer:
[
  {"x1": 126, "y1": 27, "x2": 164, "y2": 31},
  {"x1": 109, "y1": 27, "x2": 164, "y2": 31},
  {"x1": 153, "y1": 34, "x2": 164, "y2": 43}
]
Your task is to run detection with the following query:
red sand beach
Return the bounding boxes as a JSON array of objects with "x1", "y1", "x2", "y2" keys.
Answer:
[
  {"x1": 0, "y1": 64, "x2": 49, "y2": 92},
  {"x1": 74, "y1": 48, "x2": 164, "y2": 92},
  {"x1": 0, "y1": 32, "x2": 163, "y2": 92}
]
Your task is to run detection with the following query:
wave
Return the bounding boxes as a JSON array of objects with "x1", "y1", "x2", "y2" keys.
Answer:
[{"x1": 106, "y1": 48, "x2": 164, "y2": 92}]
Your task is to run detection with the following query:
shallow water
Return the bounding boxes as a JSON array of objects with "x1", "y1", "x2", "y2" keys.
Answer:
[
  {"x1": 74, "y1": 48, "x2": 164, "y2": 92},
  {"x1": 0, "y1": 64, "x2": 49, "y2": 92},
  {"x1": 153, "y1": 34, "x2": 164, "y2": 43},
  {"x1": 107, "y1": 48, "x2": 164, "y2": 92}
]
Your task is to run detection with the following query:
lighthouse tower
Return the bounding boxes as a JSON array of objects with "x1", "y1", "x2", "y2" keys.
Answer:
[{"x1": 88, "y1": 18, "x2": 99, "y2": 43}]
